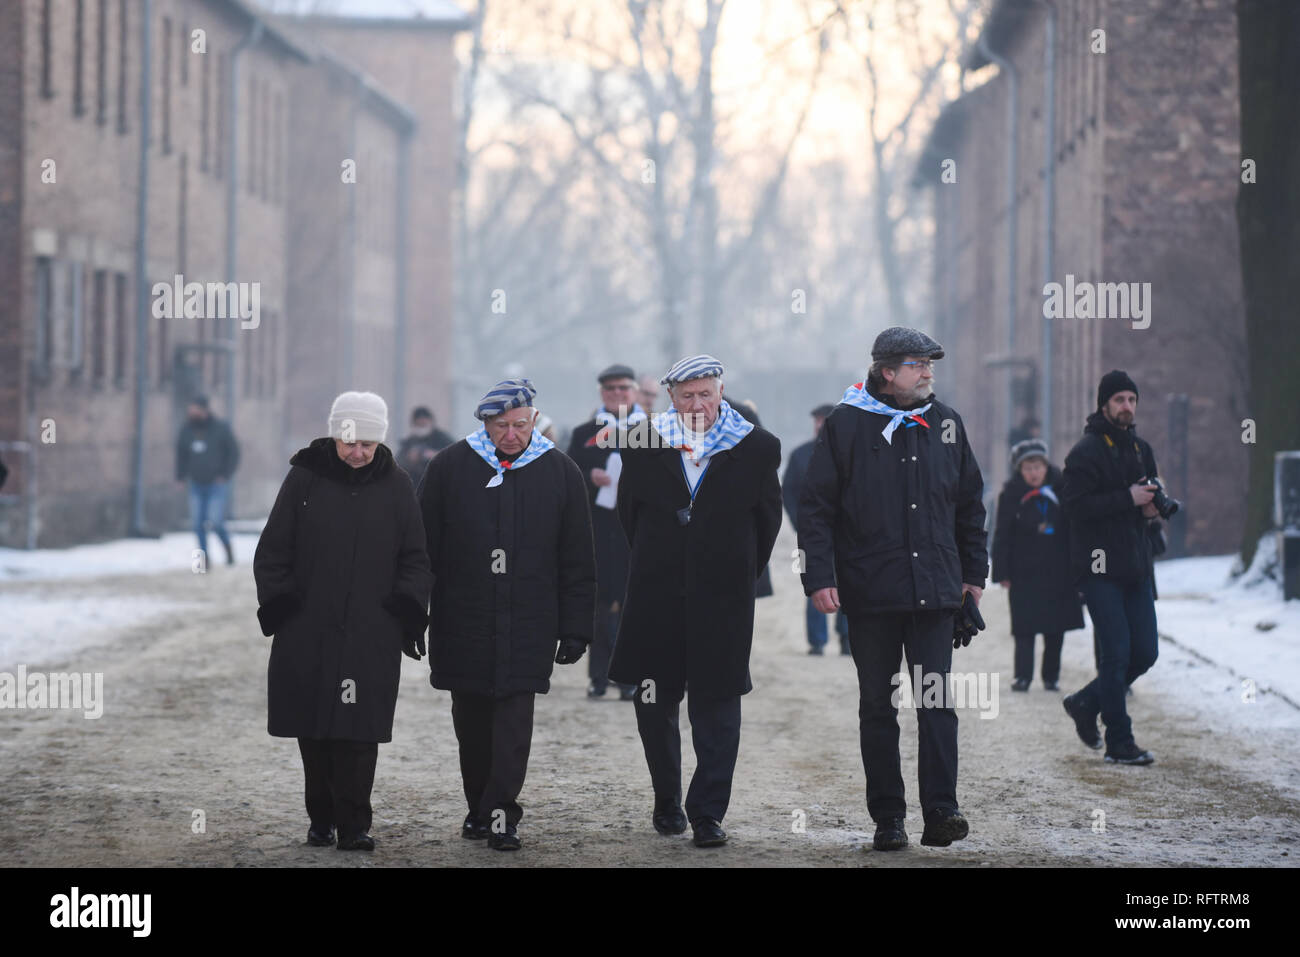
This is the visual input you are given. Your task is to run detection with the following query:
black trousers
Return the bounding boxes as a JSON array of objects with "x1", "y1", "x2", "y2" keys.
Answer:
[
  {"x1": 450, "y1": 691, "x2": 535, "y2": 828},
  {"x1": 847, "y1": 611, "x2": 958, "y2": 824},
  {"x1": 588, "y1": 602, "x2": 632, "y2": 692},
  {"x1": 297, "y1": 737, "x2": 379, "y2": 841},
  {"x1": 1013, "y1": 631, "x2": 1064, "y2": 684},
  {"x1": 632, "y1": 686, "x2": 742, "y2": 824}
]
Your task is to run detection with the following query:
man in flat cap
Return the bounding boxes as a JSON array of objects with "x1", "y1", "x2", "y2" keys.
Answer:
[
  {"x1": 607, "y1": 355, "x2": 782, "y2": 847},
  {"x1": 782, "y1": 403, "x2": 849, "y2": 656},
  {"x1": 798, "y1": 327, "x2": 988, "y2": 851},
  {"x1": 566, "y1": 364, "x2": 649, "y2": 700},
  {"x1": 416, "y1": 377, "x2": 597, "y2": 850}
]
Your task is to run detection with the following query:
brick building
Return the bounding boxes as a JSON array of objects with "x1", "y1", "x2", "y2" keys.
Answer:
[
  {"x1": 0, "y1": 0, "x2": 468, "y2": 548},
  {"x1": 916, "y1": 0, "x2": 1246, "y2": 556}
]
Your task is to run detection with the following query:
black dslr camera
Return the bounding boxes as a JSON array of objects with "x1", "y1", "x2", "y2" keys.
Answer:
[{"x1": 1141, "y1": 477, "x2": 1181, "y2": 520}]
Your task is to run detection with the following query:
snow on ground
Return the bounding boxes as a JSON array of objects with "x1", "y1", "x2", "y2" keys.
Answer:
[{"x1": 0, "y1": 529, "x2": 261, "y2": 582}]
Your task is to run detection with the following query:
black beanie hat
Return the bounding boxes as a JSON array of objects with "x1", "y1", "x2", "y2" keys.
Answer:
[{"x1": 1097, "y1": 369, "x2": 1139, "y2": 409}]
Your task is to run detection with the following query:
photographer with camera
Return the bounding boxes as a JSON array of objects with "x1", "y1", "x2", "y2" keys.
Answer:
[{"x1": 1060, "y1": 370, "x2": 1171, "y2": 766}]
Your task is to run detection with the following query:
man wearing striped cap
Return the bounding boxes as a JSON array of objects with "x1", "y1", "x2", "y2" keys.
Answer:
[
  {"x1": 415, "y1": 377, "x2": 596, "y2": 851},
  {"x1": 607, "y1": 355, "x2": 783, "y2": 848}
]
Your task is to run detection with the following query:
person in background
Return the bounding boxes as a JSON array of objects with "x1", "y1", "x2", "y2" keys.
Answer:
[
  {"x1": 992, "y1": 439, "x2": 1084, "y2": 691},
  {"x1": 1059, "y1": 371, "x2": 1161, "y2": 766},
  {"x1": 535, "y1": 413, "x2": 557, "y2": 443},
  {"x1": 396, "y1": 406, "x2": 454, "y2": 486},
  {"x1": 175, "y1": 395, "x2": 240, "y2": 566},
  {"x1": 566, "y1": 364, "x2": 646, "y2": 700},
  {"x1": 783, "y1": 403, "x2": 849, "y2": 655},
  {"x1": 637, "y1": 373, "x2": 661, "y2": 413},
  {"x1": 732, "y1": 399, "x2": 774, "y2": 601},
  {"x1": 253, "y1": 390, "x2": 432, "y2": 852}
]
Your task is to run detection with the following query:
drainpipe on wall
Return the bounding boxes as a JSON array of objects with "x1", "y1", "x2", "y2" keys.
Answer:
[
  {"x1": 1035, "y1": 0, "x2": 1058, "y2": 451},
  {"x1": 394, "y1": 125, "x2": 412, "y2": 425},
  {"x1": 128, "y1": 0, "x2": 154, "y2": 537},
  {"x1": 225, "y1": 21, "x2": 262, "y2": 419},
  {"x1": 978, "y1": 33, "x2": 1019, "y2": 462}
]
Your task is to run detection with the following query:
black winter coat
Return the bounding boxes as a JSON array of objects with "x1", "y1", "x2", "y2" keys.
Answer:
[
  {"x1": 1060, "y1": 411, "x2": 1160, "y2": 585},
  {"x1": 253, "y1": 439, "x2": 432, "y2": 743},
  {"x1": 176, "y1": 416, "x2": 240, "y2": 483},
  {"x1": 782, "y1": 439, "x2": 816, "y2": 526},
  {"x1": 608, "y1": 426, "x2": 783, "y2": 698},
  {"x1": 991, "y1": 466, "x2": 1085, "y2": 636},
  {"x1": 797, "y1": 388, "x2": 988, "y2": 616},
  {"x1": 566, "y1": 417, "x2": 632, "y2": 604},
  {"x1": 417, "y1": 439, "x2": 596, "y2": 697}
]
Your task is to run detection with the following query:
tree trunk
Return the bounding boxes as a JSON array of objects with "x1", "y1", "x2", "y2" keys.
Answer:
[{"x1": 1236, "y1": 0, "x2": 1300, "y2": 565}]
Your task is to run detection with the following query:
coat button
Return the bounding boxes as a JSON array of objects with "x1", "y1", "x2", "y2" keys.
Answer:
[
  {"x1": 911, "y1": 455, "x2": 917, "y2": 461},
  {"x1": 912, "y1": 552, "x2": 918, "y2": 558},
  {"x1": 910, "y1": 503, "x2": 917, "y2": 509},
  {"x1": 920, "y1": 599, "x2": 926, "y2": 605}
]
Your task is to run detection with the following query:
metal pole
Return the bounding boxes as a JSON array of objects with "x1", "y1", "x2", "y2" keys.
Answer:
[
  {"x1": 225, "y1": 22, "x2": 262, "y2": 418},
  {"x1": 1037, "y1": 1, "x2": 1057, "y2": 454},
  {"x1": 394, "y1": 126, "x2": 412, "y2": 427},
  {"x1": 128, "y1": 0, "x2": 153, "y2": 536}
]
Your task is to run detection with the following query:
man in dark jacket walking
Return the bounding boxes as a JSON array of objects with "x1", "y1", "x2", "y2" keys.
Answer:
[
  {"x1": 417, "y1": 378, "x2": 597, "y2": 850},
  {"x1": 798, "y1": 327, "x2": 988, "y2": 851},
  {"x1": 396, "y1": 406, "x2": 455, "y2": 486},
  {"x1": 566, "y1": 363, "x2": 647, "y2": 700},
  {"x1": 783, "y1": 403, "x2": 849, "y2": 655},
  {"x1": 175, "y1": 396, "x2": 240, "y2": 565},
  {"x1": 1059, "y1": 370, "x2": 1161, "y2": 766},
  {"x1": 607, "y1": 355, "x2": 782, "y2": 848}
]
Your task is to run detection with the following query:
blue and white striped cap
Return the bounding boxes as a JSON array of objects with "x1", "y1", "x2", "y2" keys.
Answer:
[
  {"x1": 660, "y1": 354, "x2": 724, "y2": 386},
  {"x1": 475, "y1": 377, "x2": 538, "y2": 421}
]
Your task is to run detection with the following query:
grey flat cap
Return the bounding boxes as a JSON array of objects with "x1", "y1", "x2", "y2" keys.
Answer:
[
  {"x1": 597, "y1": 363, "x2": 636, "y2": 383},
  {"x1": 871, "y1": 326, "x2": 945, "y2": 361}
]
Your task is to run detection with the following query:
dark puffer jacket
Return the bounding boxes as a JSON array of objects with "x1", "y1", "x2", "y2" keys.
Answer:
[{"x1": 797, "y1": 385, "x2": 988, "y2": 616}]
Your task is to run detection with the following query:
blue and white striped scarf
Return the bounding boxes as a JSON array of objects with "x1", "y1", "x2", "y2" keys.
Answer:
[
  {"x1": 651, "y1": 399, "x2": 753, "y2": 465},
  {"x1": 838, "y1": 381, "x2": 932, "y2": 445},
  {"x1": 465, "y1": 427, "x2": 555, "y2": 488}
]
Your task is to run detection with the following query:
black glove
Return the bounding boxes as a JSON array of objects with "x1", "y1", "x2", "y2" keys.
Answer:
[
  {"x1": 402, "y1": 633, "x2": 426, "y2": 661},
  {"x1": 383, "y1": 594, "x2": 429, "y2": 661},
  {"x1": 555, "y1": 636, "x2": 588, "y2": 665},
  {"x1": 256, "y1": 593, "x2": 300, "y2": 637},
  {"x1": 952, "y1": 590, "x2": 986, "y2": 649}
]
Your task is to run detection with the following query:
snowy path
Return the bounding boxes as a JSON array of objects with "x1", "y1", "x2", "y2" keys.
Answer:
[{"x1": 1, "y1": 526, "x2": 1297, "y2": 867}]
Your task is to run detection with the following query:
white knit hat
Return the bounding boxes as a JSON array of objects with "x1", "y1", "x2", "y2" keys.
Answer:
[{"x1": 328, "y1": 391, "x2": 389, "y2": 443}]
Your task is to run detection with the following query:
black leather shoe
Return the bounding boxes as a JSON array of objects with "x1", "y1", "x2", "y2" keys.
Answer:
[
  {"x1": 1011, "y1": 678, "x2": 1030, "y2": 692},
  {"x1": 1104, "y1": 742, "x2": 1155, "y2": 765},
  {"x1": 920, "y1": 808, "x2": 969, "y2": 847},
  {"x1": 618, "y1": 685, "x2": 638, "y2": 701},
  {"x1": 586, "y1": 682, "x2": 607, "y2": 699},
  {"x1": 306, "y1": 826, "x2": 335, "y2": 847},
  {"x1": 691, "y1": 817, "x2": 727, "y2": 847},
  {"x1": 1043, "y1": 680, "x2": 1060, "y2": 691},
  {"x1": 872, "y1": 817, "x2": 908, "y2": 851},
  {"x1": 488, "y1": 824, "x2": 521, "y2": 851},
  {"x1": 808, "y1": 646, "x2": 825, "y2": 656},
  {"x1": 652, "y1": 798, "x2": 688, "y2": 835},
  {"x1": 1063, "y1": 692, "x2": 1104, "y2": 750},
  {"x1": 461, "y1": 813, "x2": 489, "y2": 840},
  {"x1": 336, "y1": 833, "x2": 375, "y2": 851}
]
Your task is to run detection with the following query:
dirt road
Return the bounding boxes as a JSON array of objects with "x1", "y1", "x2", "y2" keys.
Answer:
[{"x1": 2, "y1": 524, "x2": 1297, "y2": 867}]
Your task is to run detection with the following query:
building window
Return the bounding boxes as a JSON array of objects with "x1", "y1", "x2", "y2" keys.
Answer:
[
  {"x1": 161, "y1": 17, "x2": 172, "y2": 154},
  {"x1": 259, "y1": 82, "x2": 270, "y2": 202},
  {"x1": 92, "y1": 269, "x2": 108, "y2": 383},
  {"x1": 73, "y1": 0, "x2": 86, "y2": 116},
  {"x1": 199, "y1": 51, "x2": 210, "y2": 171},
  {"x1": 215, "y1": 53, "x2": 226, "y2": 179},
  {"x1": 40, "y1": 0, "x2": 55, "y2": 99},
  {"x1": 247, "y1": 73, "x2": 257, "y2": 196},
  {"x1": 63, "y1": 261, "x2": 86, "y2": 377},
  {"x1": 113, "y1": 271, "x2": 129, "y2": 386},
  {"x1": 117, "y1": 0, "x2": 128, "y2": 133},
  {"x1": 34, "y1": 257, "x2": 54, "y2": 377},
  {"x1": 180, "y1": 20, "x2": 189, "y2": 86},
  {"x1": 95, "y1": 0, "x2": 107, "y2": 124}
]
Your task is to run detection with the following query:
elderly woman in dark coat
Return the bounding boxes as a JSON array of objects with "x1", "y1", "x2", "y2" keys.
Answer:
[
  {"x1": 254, "y1": 390, "x2": 432, "y2": 851},
  {"x1": 992, "y1": 439, "x2": 1084, "y2": 691}
]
